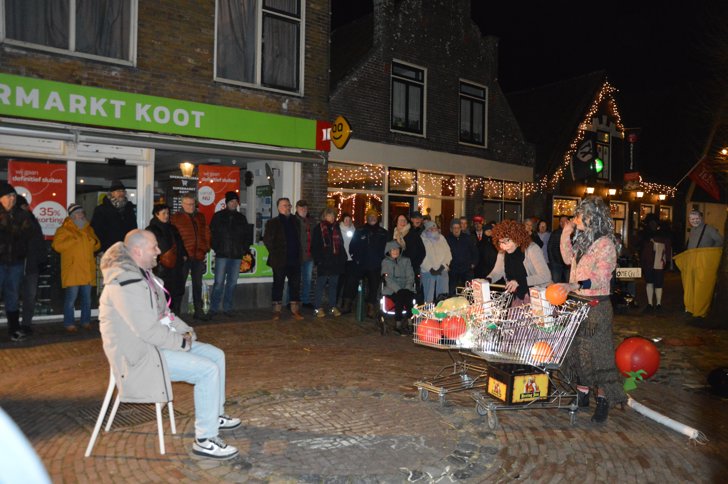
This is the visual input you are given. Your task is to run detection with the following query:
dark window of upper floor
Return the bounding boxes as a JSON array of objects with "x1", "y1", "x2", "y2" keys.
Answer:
[
  {"x1": 459, "y1": 80, "x2": 487, "y2": 147},
  {"x1": 391, "y1": 60, "x2": 425, "y2": 136},
  {"x1": 1, "y1": 0, "x2": 136, "y2": 65},
  {"x1": 216, "y1": 0, "x2": 302, "y2": 95}
]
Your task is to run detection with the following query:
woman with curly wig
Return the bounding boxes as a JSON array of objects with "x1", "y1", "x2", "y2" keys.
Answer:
[
  {"x1": 559, "y1": 196, "x2": 626, "y2": 423},
  {"x1": 487, "y1": 219, "x2": 551, "y2": 302}
]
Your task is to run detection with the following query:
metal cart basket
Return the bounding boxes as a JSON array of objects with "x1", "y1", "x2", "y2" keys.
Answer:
[{"x1": 411, "y1": 288, "x2": 513, "y2": 405}]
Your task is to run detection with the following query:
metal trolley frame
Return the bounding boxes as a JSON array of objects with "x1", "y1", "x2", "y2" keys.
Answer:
[{"x1": 469, "y1": 299, "x2": 591, "y2": 429}]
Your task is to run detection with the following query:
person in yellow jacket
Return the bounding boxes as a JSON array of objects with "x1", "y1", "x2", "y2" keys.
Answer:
[{"x1": 52, "y1": 203, "x2": 101, "y2": 332}]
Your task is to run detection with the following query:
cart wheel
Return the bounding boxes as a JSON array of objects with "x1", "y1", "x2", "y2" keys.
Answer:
[
  {"x1": 419, "y1": 388, "x2": 429, "y2": 401},
  {"x1": 487, "y1": 408, "x2": 498, "y2": 430},
  {"x1": 476, "y1": 402, "x2": 488, "y2": 417}
]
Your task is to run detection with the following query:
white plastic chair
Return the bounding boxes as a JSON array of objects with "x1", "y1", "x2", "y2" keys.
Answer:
[{"x1": 85, "y1": 367, "x2": 176, "y2": 457}]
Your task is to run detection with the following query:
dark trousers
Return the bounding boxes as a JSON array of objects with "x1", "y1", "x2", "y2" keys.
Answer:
[
  {"x1": 549, "y1": 263, "x2": 570, "y2": 283},
  {"x1": 21, "y1": 271, "x2": 39, "y2": 327},
  {"x1": 389, "y1": 289, "x2": 415, "y2": 321},
  {"x1": 338, "y1": 260, "x2": 357, "y2": 302},
  {"x1": 181, "y1": 258, "x2": 206, "y2": 313},
  {"x1": 360, "y1": 267, "x2": 381, "y2": 304},
  {"x1": 449, "y1": 269, "x2": 473, "y2": 296},
  {"x1": 272, "y1": 264, "x2": 301, "y2": 302}
]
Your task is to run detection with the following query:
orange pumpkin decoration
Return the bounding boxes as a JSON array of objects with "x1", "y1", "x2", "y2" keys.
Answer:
[
  {"x1": 416, "y1": 318, "x2": 442, "y2": 344},
  {"x1": 545, "y1": 284, "x2": 568, "y2": 306},
  {"x1": 442, "y1": 316, "x2": 466, "y2": 339},
  {"x1": 531, "y1": 340, "x2": 554, "y2": 363}
]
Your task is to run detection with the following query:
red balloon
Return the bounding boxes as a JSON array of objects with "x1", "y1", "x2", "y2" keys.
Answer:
[
  {"x1": 615, "y1": 337, "x2": 660, "y2": 379},
  {"x1": 442, "y1": 316, "x2": 466, "y2": 339},
  {"x1": 416, "y1": 318, "x2": 442, "y2": 344}
]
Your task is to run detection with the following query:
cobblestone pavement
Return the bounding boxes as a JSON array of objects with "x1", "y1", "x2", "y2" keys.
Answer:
[{"x1": 1, "y1": 272, "x2": 727, "y2": 482}]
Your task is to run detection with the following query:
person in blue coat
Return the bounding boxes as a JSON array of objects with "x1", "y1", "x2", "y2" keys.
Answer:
[{"x1": 350, "y1": 209, "x2": 388, "y2": 318}]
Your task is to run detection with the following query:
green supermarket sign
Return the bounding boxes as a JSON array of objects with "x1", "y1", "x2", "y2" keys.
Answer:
[{"x1": 0, "y1": 73, "x2": 317, "y2": 150}]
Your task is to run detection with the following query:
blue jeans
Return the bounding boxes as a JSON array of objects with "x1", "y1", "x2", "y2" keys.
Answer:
[
  {"x1": 421, "y1": 270, "x2": 449, "y2": 303},
  {"x1": 314, "y1": 274, "x2": 339, "y2": 310},
  {"x1": 161, "y1": 342, "x2": 226, "y2": 440},
  {"x1": 300, "y1": 259, "x2": 313, "y2": 304},
  {"x1": 64, "y1": 285, "x2": 91, "y2": 328},
  {"x1": 210, "y1": 257, "x2": 240, "y2": 313}
]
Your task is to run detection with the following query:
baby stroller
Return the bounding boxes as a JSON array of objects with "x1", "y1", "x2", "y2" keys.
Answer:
[{"x1": 378, "y1": 275, "x2": 418, "y2": 336}]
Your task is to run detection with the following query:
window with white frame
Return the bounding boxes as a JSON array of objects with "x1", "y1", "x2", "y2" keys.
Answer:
[
  {"x1": 1, "y1": 0, "x2": 136, "y2": 64},
  {"x1": 391, "y1": 61, "x2": 425, "y2": 135},
  {"x1": 216, "y1": 0, "x2": 302, "y2": 94},
  {"x1": 459, "y1": 80, "x2": 487, "y2": 146}
]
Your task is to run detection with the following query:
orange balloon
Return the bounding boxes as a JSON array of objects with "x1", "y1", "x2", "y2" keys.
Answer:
[
  {"x1": 545, "y1": 284, "x2": 568, "y2": 306},
  {"x1": 531, "y1": 340, "x2": 554, "y2": 363}
]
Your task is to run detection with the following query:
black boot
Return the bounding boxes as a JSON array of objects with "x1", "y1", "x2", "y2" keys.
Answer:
[
  {"x1": 577, "y1": 390, "x2": 590, "y2": 408},
  {"x1": 7, "y1": 310, "x2": 25, "y2": 342},
  {"x1": 341, "y1": 298, "x2": 352, "y2": 314},
  {"x1": 592, "y1": 396, "x2": 609, "y2": 423}
]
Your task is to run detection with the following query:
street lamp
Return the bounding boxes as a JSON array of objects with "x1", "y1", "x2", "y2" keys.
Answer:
[
  {"x1": 586, "y1": 186, "x2": 595, "y2": 195},
  {"x1": 608, "y1": 188, "x2": 617, "y2": 196},
  {"x1": 658, "y1": 194, "x2": 666, "y2": 201},
  {"x1": 636, "y1": 191, "x2": 644, "y2": 199}
]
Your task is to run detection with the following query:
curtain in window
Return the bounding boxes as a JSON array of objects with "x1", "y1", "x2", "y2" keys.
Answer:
[
  {"x1": 76, "y1": 0, "x2": 130, "y2": 59},
  {"x1": 217, "y1": 0, "x2": 256, "y2": 83},
  {"x1": 263, "y1": 0, "x2": 299, "y2": 15},
  {"x1": 460, "y1": 99, "x2": 471, "y2": 139},
  {"x1": 262, "y1": 15, "x2": 298, "y2": 90},
  {"x1": 392, "y1": 81, "x2": 406, "y2": 129},
  {"x1": 407, "y1": 84, "x2": 421, "y2": 131},
  {"x1": 5, "y1": 0, "x2": 69, "y2": 49},
  {"x1": 472, "y1": 102, "x2": 484, "y2": 143}
]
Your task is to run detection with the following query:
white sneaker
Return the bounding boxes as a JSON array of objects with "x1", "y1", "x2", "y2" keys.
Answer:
[
  {"x1": 218, "y1": 414, "x2": 241, "y2": 430},
  {"x1": 192, "y1": 435, "x2": 239, "y2": 459}
]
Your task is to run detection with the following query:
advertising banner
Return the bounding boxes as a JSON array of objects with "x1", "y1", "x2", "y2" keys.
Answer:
[
  {"x1": 196, "y1": 165, "x2": 240, "y2": 223},
  {"x1": 7, "y1": 160, "x2": 67, "y2": 239}
]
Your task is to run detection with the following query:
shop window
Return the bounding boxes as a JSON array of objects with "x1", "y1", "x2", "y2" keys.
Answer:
[
  {"x1": 388, "y1": 168, "x2": 417, "y2": 194},
  {"x1": 327, "y1": 191, "x2": 382, "y2": 227},
  {"x1": 391, "y1": 61, "x2": 425, "y2": 135},
  {"x1": 2, "y1": 0, "x2": 136, "y2": 64},
  {"x1": 552, "y1": 196, "x2": 579, "y2": 230},
  {"x1": 327, "y1": 162, "x2": 384, "y2": 191},
  {"x1": 459, "y1": 80, "x2": 487, "y2": 146},
  {"x1": 475, "y1": 177, "x2": 523, "y2": 224},
  {"x1": 503, "y1": 181, "x2": 521, "y2": 201},
  {"x1": 418, "y1": 172, "x2": 463, "y2": 235},
  {"x1": 216, "y1": 0, "x2": 302, "y2": 93}
]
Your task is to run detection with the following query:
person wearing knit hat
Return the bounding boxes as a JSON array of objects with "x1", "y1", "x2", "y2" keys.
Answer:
[
  {"x1": 90, "y1": 179, "x2": 137, "y2": 251},
  {"x1": 52, "y1": 202, "x2": 101, "y2": 333},
  {"x1": 15, "y1": 194, "x2": 46, "y2": 337},
  {"x1": 209, "y1": 190, "x2": 252, "y2": 317},
  {"x1": 0, "y1": 181, "x2": 34, "y2": 342}
]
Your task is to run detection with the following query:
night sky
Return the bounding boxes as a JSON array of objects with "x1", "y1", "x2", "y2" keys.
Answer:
[{"x1": 332, "y1": 1, "x2": 728, "y2": 186}]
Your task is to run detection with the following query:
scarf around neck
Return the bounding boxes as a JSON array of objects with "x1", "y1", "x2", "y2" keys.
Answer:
[
  {"x1": 320, "y1": 221, "x2": 341, "y2": 255},
  {"x1": 393, "y1": 223, "x2": 411, "y2": 249}
]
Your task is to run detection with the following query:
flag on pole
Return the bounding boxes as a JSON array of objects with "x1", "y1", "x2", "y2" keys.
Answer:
[{"x1": 688, "y1": 156, "x2": 721, "y2": 201}]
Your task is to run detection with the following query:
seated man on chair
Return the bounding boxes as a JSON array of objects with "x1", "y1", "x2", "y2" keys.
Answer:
[{"x1": 99, "y1": 229, "x2": 240, "y2": 459}]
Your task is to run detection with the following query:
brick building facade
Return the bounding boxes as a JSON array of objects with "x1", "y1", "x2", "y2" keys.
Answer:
[
  {"x1": 0, "y1": 0, "x2": 331, "y2": 312},
  {"x1": 329, "y1": 0, "x2": 534, "y2": 232}
]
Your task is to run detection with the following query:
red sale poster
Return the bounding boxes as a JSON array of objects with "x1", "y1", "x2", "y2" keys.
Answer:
[
  {"x1": 8, "y1": 160, "x2": 67, "y2": 239},
  {"x1": 196, "y1": 165, "x2": 240, "y2": 223}
]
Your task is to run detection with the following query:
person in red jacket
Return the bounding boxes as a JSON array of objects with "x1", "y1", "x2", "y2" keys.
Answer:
[{"x1": 171, "y1": 193, "x2": 211, "y2": 321}]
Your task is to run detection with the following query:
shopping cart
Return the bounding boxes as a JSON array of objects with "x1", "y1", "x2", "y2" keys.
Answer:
[
  {"x1": 412, "y1": 286, "x2": 513, "y2": 405},
  {"x1": 470, "y1": 296, "x2": 591, "y2": 429}
]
